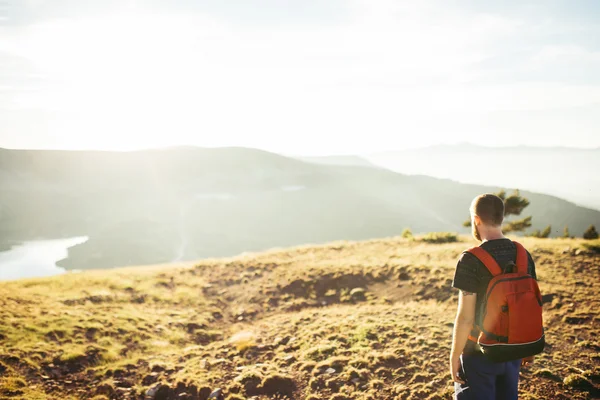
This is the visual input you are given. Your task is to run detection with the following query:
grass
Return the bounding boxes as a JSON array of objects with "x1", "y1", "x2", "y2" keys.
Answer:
[
  {"x1": 0, "y1": 235, "x2": 598, "y2": 399},
  {"x1": 420, "y1": 232, "x2": 459, "y2": 244}
]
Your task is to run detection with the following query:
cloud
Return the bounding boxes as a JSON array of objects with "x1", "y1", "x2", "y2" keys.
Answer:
[{"x1": 0, "y1": 1, "x2": 599, "y2": 153}]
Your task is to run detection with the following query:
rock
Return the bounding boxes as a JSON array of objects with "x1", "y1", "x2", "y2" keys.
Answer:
[
  {"x1": 115, "y1": 379, "x2": 133, "y2": 388},
  {"x1": 96, "y1": 383, "x2": 115, "y2": 397},
  {"x1": 563, "y1": 316, "x2": 588, "y2": 325},
  {"x1": 282, "y1": 355, "x2": 296, "y2": 365},
  {"x1": 198, "y1": 386, "x2": 212, "y2": 400},
  {"x1": 349, "y1": 287, "x2": 367, "y2": 301},
  {"x1": 175, "y1": 381, "x2": 187, "y2": 393},
  {"x1": 325, "y1": 368, "x2": 337, "y2": 374},
  {"x1": 185, "y1": 322, "x2": 206, "y2": 333},
  {"x1": 112, "y1": 368, "x2": 125, "y2": 378},
  {"x1": 197, "y1": 361, "x2": 209, "y2": 373},
  {"x1": 235, "y1": 373, "x2": 262, "y2": 396},
  {"x1": 211, "y1": 358, "x2": 230, "y2": 367},
  {"x1": 541, "y1": 293, "x2": 557, "y2": 304},
  {"x1": 259, "y1": 374, "x2": 296, "y2": 396},
  {"x1": 151, "y1": 364, "x2": 166, "y2": 373},
  {"x1": 145, "y1": 384, "x2": 159, "y2": 398},
  {"x1": 142, "y1": 372, "x2": 160, "y2": 385},
  {"x1": 116, "y1": 388, "x2": 132, "y2": 396},
  {"x1": 146, "y1": 384, "x2": 170, "y2": 400},
  {"x1": 208, "y1": 388, "x2": 224, "y2": 399},
  {"x1": 274, "y1": 336, "x2": 291, "y2": 346}
]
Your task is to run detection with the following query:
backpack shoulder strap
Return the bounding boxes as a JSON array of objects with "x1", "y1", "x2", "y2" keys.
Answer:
[
  {"x1": 512, "y1": 241, "x2": 529, "y2": 274},
  {"x1": 465, "y1": 246, "x2": 503, "y2": 276}
]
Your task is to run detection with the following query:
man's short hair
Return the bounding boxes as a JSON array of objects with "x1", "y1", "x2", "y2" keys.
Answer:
[{"x1": 470, "y1": 194, "x2": 504, "y2": 226}]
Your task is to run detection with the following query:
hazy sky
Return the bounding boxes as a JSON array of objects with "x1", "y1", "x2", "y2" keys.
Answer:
[{"x1": 1, "y1": 0, "x2": 599, "y2": 155}]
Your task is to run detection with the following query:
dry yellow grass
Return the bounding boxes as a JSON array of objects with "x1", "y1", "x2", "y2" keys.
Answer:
[{"x1": 0, "y1": 235, "x2": 598, "y2": 399}]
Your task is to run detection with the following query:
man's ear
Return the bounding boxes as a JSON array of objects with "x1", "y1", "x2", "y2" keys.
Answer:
[{"x1": 473, "y1": 215, "x2": 482, "y2": 226}]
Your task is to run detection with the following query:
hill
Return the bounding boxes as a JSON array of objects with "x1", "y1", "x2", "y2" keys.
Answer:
[
  {"x1": 296, "y1": 155, "x2": 378, "y2": 168},
  {"x1": 0, "y1": 235, "x2": 598, "y2": 399},
  {"x1": 1, "y1": 147, "x2": 599, "y2": 270},
  {"x1": 366, "y1": 144, "x2": 600, "y2": 210}
]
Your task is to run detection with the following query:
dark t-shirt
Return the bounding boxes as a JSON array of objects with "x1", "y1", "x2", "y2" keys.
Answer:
[{"x1": 452, "y1": 238, "x2": 537, "y2": 325}]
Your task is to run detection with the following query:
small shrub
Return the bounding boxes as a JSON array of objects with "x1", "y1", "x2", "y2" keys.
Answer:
[
  {"x1": 1, "y1": 377, "x2": 26, "y2": 389},
  {"x1": 533, "y1": 368, "x2": 561, "y2": 381},
  {"x1": 582, "y1": 240, "x2": 600, "y2": 254},
  {"x1": 563, "y1": 374, "x2": 593, "y2": 389},
  {"x1": 528, "y1": 225, "x2": 551, "y2": 238},
  {"x1": 583, "y1": 225, "x2": 599, "y2": 240},
  {"x1": 350, "y1": 325, "x2": 377, "y2": 346},
  {"x1": 305, "y1": 344, "x2": 338, "y2": 361},
  {"x1": 540, "y1": 225, "x2": 551, "y2": 238},
  {"x1": 401, "y1": 228, "x2": 413, "y2": 239},
  {"x1": 421, "y1": 232, "x2": 458, "y2": 244},
  {"x1": 330, "y1": 395, "x2": 352, "y2": 400}
]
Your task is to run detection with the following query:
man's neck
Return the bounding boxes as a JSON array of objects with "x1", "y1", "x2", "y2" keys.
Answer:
[{"x1": 481, "y1": 229, "x2": 505, "y2": 242}]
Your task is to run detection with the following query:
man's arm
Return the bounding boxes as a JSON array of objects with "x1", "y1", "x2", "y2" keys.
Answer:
[{"x1": 449, "y1": 290, "x2": 477, "y2": 384}]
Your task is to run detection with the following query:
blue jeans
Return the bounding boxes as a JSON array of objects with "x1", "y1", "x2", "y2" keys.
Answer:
[{"x1": 454, "y1": 353, "x2": 521, "y2": 400}]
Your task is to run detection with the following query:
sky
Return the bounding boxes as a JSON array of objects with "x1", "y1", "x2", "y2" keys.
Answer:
[{"x1": 1, "y1": 0, "x2": 599, "y2": 155}]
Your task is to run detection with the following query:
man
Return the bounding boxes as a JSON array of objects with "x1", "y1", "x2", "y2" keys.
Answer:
[{"x1": 450, "y1": 193, "x2": 536, "y2": 399}]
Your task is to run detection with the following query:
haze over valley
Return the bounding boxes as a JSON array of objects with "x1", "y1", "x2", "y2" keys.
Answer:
[{"x1": 1, "y1": 146, "x2": 599, "y2": 277}]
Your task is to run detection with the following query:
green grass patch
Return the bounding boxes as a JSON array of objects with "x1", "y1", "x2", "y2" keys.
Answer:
[{"x1": 420, "y1": 232, "x2": 459, "y2": 244}]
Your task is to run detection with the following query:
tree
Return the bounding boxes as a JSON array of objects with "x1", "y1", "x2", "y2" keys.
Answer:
[
  {"x1": 528, "y1": 225, "x2": 550, "y2": 238},
  {"x1": 463, "y1": 190, "x2": 532, "y2": 233},
  {"x1": 563, "y1": 226, "x2": 571, "y2": 238},
  {"x1": 540, "y1": 225, "x2": 551, "y2": 238},
  {"x1": 401, "y1": 228, "x2": 413, "y2": 239},
  {"x1": 583, "y1": 225, "x2": 599, "y2": 240},
  {"x1": 527, "y1": 229, "x2": 541, "y2": 238}
]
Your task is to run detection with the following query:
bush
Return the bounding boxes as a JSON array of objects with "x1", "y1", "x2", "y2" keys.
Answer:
[
  {"x1": 527, "y1": 229, "x2": 541, "y2": 238},
  {"x1": 421, "y1": 232, "x2": 458, "y2": 244},
  {"x1": 527, "y1": 226, "x2": 551, "y2": 238},
  {"x1": 582, "y1": 240, "x2": 600, "y2": 254},
  {"x1": 401, "y1": 228, "x2": 413, "y2": 239},
  {"x1": 583, "y1": 225, "x2": 599, "y2": 240},
  {"x1": 563, "y1": 374, "x2": 593, "y2": 389},
  {"x1": 540, "y1": 225, "x2": 551, "y2": 238}
]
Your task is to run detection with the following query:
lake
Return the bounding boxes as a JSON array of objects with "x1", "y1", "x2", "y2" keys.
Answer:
[{"x1": 0, "y1": 237, "x2": 88, "y2": 281}]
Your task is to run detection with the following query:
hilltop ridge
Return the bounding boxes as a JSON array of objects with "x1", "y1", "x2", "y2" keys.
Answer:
[{"x1": 0, "y1": 235, "x2": 598, "y2": 399}]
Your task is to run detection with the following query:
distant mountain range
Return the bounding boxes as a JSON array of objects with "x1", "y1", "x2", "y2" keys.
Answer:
[
  {"x1": 0, "y1": 146, "x2": 598, "y2": 269},
  {"x1": 363, "y1": 144, "x2": 600, "y2": 211},
  {"x1": 298, "y1": 155, "x2": 379, "y2": 168}
]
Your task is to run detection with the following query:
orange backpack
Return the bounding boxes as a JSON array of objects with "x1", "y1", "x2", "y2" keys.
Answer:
[{"x1": 466, "y1": 241, "x2": 545, "y2": 362}]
